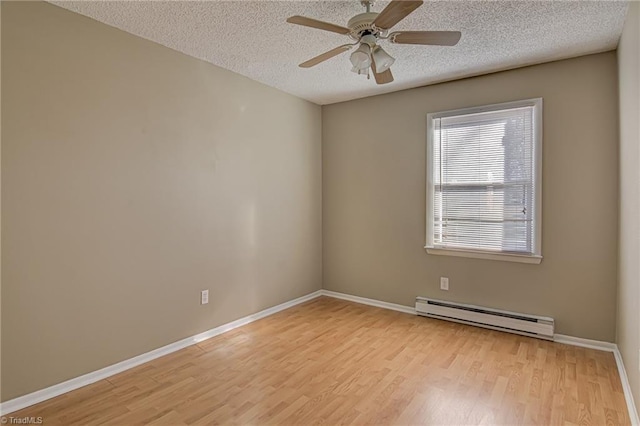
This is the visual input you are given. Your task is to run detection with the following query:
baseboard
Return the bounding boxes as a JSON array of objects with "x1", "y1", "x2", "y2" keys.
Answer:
[
  {"x1": 553, "y1": 334, "x2": 618, "y2": 352},
  {"x1": 319, "y1": 289, "x2": 415, "y2": 315},
  {"x1": 3, "y1": 289, "x2": 638, "y2": 425},
  {"x1": 613, "y1": 347, "x2": 640, "y2": 425},
  {"x1": 0, "y1": 289, "x2": 323, "y2": 415}
]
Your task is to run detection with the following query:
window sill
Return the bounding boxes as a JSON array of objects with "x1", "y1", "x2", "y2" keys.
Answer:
[{"x1": 425, "y1": 247, "x2": 542, "y2": 264}]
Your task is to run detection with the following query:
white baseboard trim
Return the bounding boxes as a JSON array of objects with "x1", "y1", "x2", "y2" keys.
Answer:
[
  {"x1": 320, "y1": 289, "x2": 415, "y2": 315},
  {"x1": 0, "y1": 290, "x2": 323, "y2": 416},
  {"x1": 2, "y1": 289, "x2": 638, "y2": 425},
  {"x1": 613, "y1": 347, "x2": 640, "y2": 425},
  {"x1": 553, "y1": 334, "x2": 618, "y2": 352}
]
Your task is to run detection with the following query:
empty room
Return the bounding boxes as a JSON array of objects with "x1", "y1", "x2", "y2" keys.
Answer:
[{"x1": 1, "y1": 0, "x2": 639, "y2": 424}]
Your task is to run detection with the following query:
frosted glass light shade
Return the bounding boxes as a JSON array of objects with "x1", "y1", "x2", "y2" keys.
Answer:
[
  {"x1": 349, "y1": 43, "x2": 371, "y2": 71},
  {"x1": 372, "y1": 46, "x2": 395, "y2": 73}
]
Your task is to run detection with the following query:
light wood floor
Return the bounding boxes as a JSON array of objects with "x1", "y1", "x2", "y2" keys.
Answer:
[{"x1": 10, "y1": 297, "x2": 630, "y2": 425}]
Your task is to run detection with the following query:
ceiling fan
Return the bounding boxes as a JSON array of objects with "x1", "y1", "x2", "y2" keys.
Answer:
[{"x1": 286, "y1": 0, "x2": 461, "y2": 85}]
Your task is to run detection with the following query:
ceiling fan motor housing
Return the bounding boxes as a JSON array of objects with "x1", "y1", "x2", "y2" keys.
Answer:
[{"x1": 347, "y1": 12, "x2": 382, "y2": 40}]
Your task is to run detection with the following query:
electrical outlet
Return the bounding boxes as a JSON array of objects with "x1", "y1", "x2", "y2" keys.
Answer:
[
  {"x1": 201, "y1": 290, "x2": 209, "y2": 305},
  {"x1": 440, "y1": 277, "x2": 449, "y2": 291}
]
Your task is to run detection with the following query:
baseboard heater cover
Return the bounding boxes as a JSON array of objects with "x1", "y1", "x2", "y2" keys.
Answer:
[{"x1": 415, "y1": 297, "x2": 554, "y2": 340}]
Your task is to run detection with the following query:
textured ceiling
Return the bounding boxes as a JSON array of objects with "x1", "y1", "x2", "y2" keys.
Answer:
[{"x1": 50, "y1": 1, "x2": 628, "y2": 105}]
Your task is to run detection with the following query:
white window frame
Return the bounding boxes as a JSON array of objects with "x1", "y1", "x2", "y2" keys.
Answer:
[{"x1": 425, "y1": 98, "x2": 543, "y2": 264}]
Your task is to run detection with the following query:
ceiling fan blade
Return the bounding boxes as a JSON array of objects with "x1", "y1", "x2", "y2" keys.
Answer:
[
  {"x1": 390, "y1": 31, "x2": 462, "y2": 46},
  {"x1": 299, "y1": 45, "x2": 353, "y2": 68},
  {"x1": 371, "y1": 59, "x2": 394, "y2": 85},
  {"x1": 372, "y1": 0, "x2": 423, "y2": 30},
  {"x1": 286, "y1": 15, "x2": 351, "y2": 35}
]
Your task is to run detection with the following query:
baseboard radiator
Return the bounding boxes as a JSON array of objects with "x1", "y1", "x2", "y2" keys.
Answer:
[{"x1": 415, "y1": 297, "x2": 554, "y2": 340}]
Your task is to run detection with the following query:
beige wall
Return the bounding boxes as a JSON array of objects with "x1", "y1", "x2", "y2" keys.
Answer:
[
  {"x1": 0, "y1": 0, "x2": 3, "y2": 403},
  {"x1": 617, "y1": 1, "x2": 640, "y2": 412},
  {"x1": 1, "y1": 1, "x2": 322, "y2": 401},
  {"x1": 323, "y1": 52, "x2": 619, "y2": 342}
]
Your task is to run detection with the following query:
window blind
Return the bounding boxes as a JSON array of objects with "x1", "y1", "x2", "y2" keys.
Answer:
[{"x1": 431, "y1": 105, "x2": 537, "y2": 254}]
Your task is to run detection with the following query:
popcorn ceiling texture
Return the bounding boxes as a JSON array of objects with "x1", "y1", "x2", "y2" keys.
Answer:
[{"x1": 49, "y1": 1, "x2": 628, "y2": 105}]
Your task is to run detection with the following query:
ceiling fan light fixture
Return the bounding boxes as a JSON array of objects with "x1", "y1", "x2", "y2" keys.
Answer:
[
  {"x1": 372, "y1": 46, "x2": 395, "y2": 73},
  {"x1": 349, "y1": 43, "x2": 372, "y2": 71}
]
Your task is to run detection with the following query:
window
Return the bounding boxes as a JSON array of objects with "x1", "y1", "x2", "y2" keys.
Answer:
[{"x1": 426, "y1": 99, "x2": 542, "y2": 264}]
